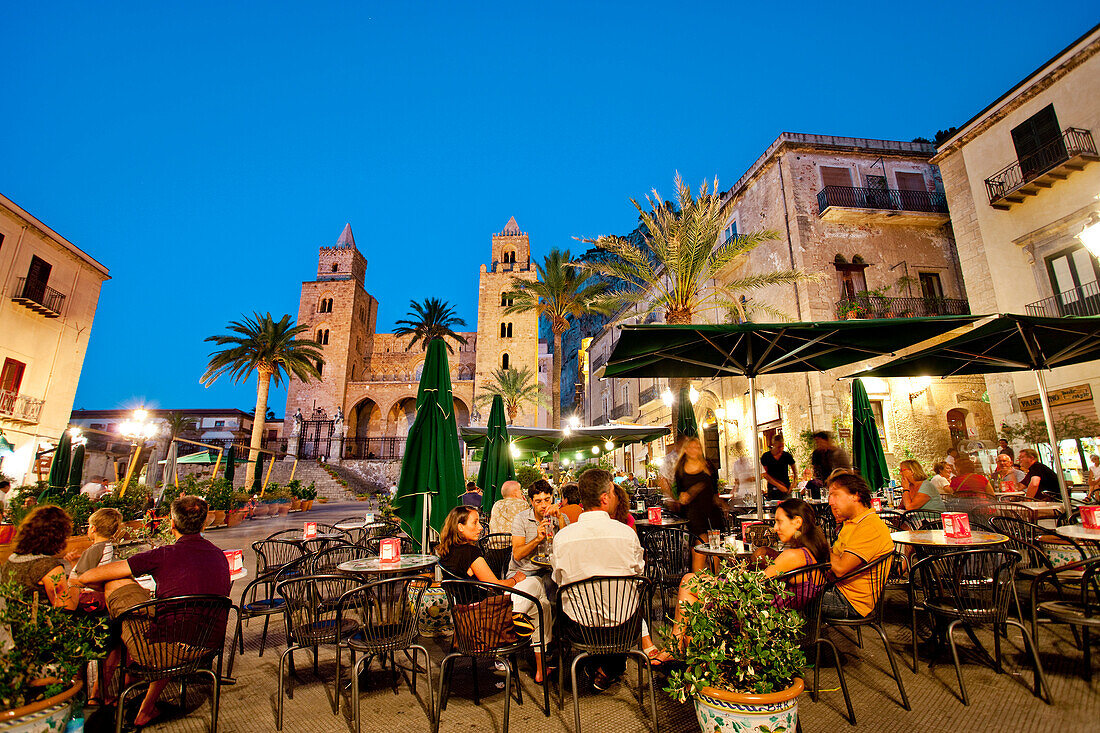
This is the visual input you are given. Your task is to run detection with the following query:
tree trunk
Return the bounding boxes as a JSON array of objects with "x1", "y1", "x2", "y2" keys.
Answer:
[
  {"x1": 508, "y1": 405, "x2": 518, "y2": 424},
  {"x1": 245, "y1": 370, "x2": 272, "y2": 488},
  {"x1": 552, "y1": 327, "x2": 564, "y2": 429},
  {"x1": 664, "y1": 309, "x2": 691, "y2": 435}
]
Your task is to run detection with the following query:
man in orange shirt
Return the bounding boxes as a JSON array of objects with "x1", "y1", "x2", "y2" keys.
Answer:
[{"x1": 823, "y1": 472, "x2": 893, "y2": 618}]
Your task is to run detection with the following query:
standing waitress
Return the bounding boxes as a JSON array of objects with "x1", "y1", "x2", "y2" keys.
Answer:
[{"x1": 674, "y1": 437, "x2": 725, "y2": 571}]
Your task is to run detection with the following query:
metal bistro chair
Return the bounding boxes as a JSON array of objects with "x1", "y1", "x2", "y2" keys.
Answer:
[
  {"x1": 274, "y1": 575, "x2": 363, "y2": 730},
  {"x1": 478, "y1": 533, "x2": 515, "y2": 578},
  {"x1": 1032, "y1": 555, "x2": 1100, "y2": 682},
  {"x1": 112, "y1": 594, "x2": 232, "y2": 733},
  {"x1": 556, "y1": 576, "x2": 658, "y2": 733},
  {"x1": 337, "y1": 576, "x2": 434, "y2": 732},
  {"x1": 435, "y1": 579, "x2": 550, "y2": 733},
  {"x1": 333, "y1": 516, "x2": 372, "y2": 545},
  {"x1": 775, "y1": 561, "x2": 854, "y2": 724},
  {"x1": 813, "y1": 503, "x2": 840, "y2": 543},
  {"x1": 910, "y1": 548, "x2": 1050, "y2": 705},
  {"x1": 227, "y1": 556, "x2": 307, "y2": 678},
  {"x1": 639, "y1": 527, "x2": 692, "y2": 621},
  {"x1": 363, "y1": 534, "x2": 418, "y2": 558},
  {"x1": 900, "y1": 509, "x2": 944, "y2": 531},
  {"x1": 310, "y1": 544, "x2": 376, "y2": 576},
  {"x1": 253, "y1": 538, "x2": 307, "y2": 576},
  {"x1": 821, "y1": 553, "x2": 910, "y2": 716},
  {"x1": 356, "y1": 520, "x2": 402, "y2": 546}
]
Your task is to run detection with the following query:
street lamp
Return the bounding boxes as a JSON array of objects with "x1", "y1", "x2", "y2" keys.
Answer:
[
  {"x1": 1079, "y1": 212, "x2": 1100, "y2": 258},
  {"x1": 604, "y1": 440, "x2": 614, "y2": 451},
  {"x1": 661, "y1": 388, "x2": 673, "y2": 407},
  {"x1": 119, "y1": 408, "x2": 158, "y2": 495},
  {"x1": 689, "y1": 385, "x2": 700, "y2": 404}
]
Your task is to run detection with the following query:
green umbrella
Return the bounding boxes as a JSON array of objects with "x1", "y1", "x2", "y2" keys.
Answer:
[
  {"x1": 252, "y1": 450, "x2": 264, "y2": 493},
  {"x1": 477, "y1": 394, "x2": 516, "y2": 514},
  {"x1": 67, "y1": 443, "x2": 85, "y2": 494},
  {"x1": 851, "y1": 378, "x2": 889, "y2": 493},
  {"x1": 393, "y1": 338, "x2": 466, "y2": 551},
  {"x1": 675, "y1": 386, "x2": 699, "y2": 438},
  {"x1": 47, "y1": 430, "x2": 72, "y2": 494},
  {"x1": 224, "y1": 444, "x2": 236, "y2": 484}
]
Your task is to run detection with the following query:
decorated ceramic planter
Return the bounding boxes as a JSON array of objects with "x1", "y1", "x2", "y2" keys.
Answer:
[
  {"x1": 0, "y1": 679, "x2": 82, "y2": 733},
  {"x1": 417, "y1": 583, "x2": 453, "y2": 636},
  {"x1": 694, "y1": 678, "x2": 803, "y2": 733}
]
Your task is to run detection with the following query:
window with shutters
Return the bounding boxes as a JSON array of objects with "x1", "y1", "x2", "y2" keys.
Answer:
[
  {"x1": 1011, "y1": 104, "x2": 1064, "y2": 177},
  {"x1": 820, "y1": 166, "x2": 853, "y2": 189},
  {"x1": 895, "y1": 171, "x2": 925, "y2": 192},
  {"x1": 1, "y1": 358, "x2": 26, "y2": 396},
  {"x1": 919, "y1": 272, "x2": 944, "y2": 299}
]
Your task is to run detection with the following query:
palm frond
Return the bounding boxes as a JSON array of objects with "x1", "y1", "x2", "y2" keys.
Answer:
[{"x1": 202, "y1": 312, "x2": 323, "y2": 388}]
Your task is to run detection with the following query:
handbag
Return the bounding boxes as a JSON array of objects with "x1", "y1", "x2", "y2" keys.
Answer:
[{"x1": 450, "y1": 593, "x2": 517, "y2": 651}]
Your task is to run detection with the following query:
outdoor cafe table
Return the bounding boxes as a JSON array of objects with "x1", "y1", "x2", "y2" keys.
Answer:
[
  {"x1": 693, "y1": 543, "x2": 754, "y2": 561},
  {"x1": 336, "y1": 554, "x2": 439, "y2": 577},
  {"x1": 1011, "y1": 501, "x2": 1064, "y2": 520},
  {"x1": 634, "y1": 516, "x2": 690, "y2": 532},
  {"x1": 737, "y1": 512, "x2": 776, "y2": 523},
  {"x1": 1055, "y1": 524, "x2": 1100, "y2": 554},
  {"x1": 890, "y1": 530, "x2": 1009, "y2": 552}
]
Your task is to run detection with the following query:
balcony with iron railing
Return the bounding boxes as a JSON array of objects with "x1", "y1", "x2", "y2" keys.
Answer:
[
  {"x1": 985, "y1": 128, "x2": 1099, "y2": 209},
  {"x1": 816, "y1": 185, "x2": 949, "y2": 224},
  {"x1": 0, "y1": 390, "x2": 45, "y2": 424},
  {"x1": 835, "y1": 294, "x2": 970, "y2": 320},
  {"x1": 611, "y1": 402, "x2": 633, "y2": 419},
  {"x1": 1025, "y1": 280, "x2": 1100, "y2": 318},
  {"x1": 590, "y1": 413, "x2": 607, "y2": 426},
  {"x1": 639, "y1": 385, "x2": 659, "y2": 406},
  {"x1": 11, "y1": 278, "x2": 66, "y2": 318}
]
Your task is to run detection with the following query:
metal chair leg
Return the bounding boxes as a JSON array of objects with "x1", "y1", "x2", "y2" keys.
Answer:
[
  {"x1": 259, "y1": 615, "x2": 271, "y2": 657},
  {"x1": 558, "y1": 644, "x2": 566, "y2": 710},
  {"x1": 352, "y1": 655, "x2": 365, "y2": 733},
  {"x1": 472, "y1": 657, "x2": 480, "y2": 705},
  {"x1": 570, "y1": 652, "x2": 588, "y2": 733},
  {"x1": 628, "y1": 650, "x2": 659, "y2": 732},
  {"x1": 946, "y1": 619, "x2": 968, "y2": 706},
  {"x1": 115, "y1": 681, "x2": 142, "y2": 733},
  {"x1": 412, "y1": 644, "x2": 435, "y2": 722},
  {"x1": 1006, "y1": 619, "x2": 1052, "y2": 704},
  {"x1": 911, "y1": 605, "x2": 920, "y2": 673},
  {"x1": 817, "y1": 638, "x2": 853, "y2": 725},
  {"x1": 502, "y1": 655, "x2": 513, "y2": 733},
  {"x1": 871, "y1": 623, "x2": 909, "y2": 711},
  {"x1": 993, "y1": 625, "x2": 1003, "y2": 673}
]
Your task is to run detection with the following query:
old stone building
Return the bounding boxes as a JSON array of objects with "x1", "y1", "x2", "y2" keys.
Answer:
[
  {"x1": 933, "y1": 23, "x2": 1100, "y2": 483},
  {"x1": 283, "y1": 219, "x2": 544, "y2": 461},
  {"x1": 585, "y1": 133, "x2": 995, "y2": 480}
]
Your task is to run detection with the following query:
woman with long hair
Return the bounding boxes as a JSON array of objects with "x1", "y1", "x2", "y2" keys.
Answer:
[
  {"x1": 610, "y1": 483, "x2": 635, "y2": 529},
  {"x1": 1, "y1": 505, "x2": 80, "y2": 608},
  {"x1": 899, "y1": 459, "x2": 946, "y2": 511},
  {"x1": 649, "y1": 498, "x2": 828, "y2": 665},
  {"x1": 674, "y1": 436, "x2": 725, "y2": 571},
  {"x1": 436, "y1": 506, "x2": 553, "y2": 682},
  {"x1": 949, "y1": 454, "x2": 994, "y2": 498}
]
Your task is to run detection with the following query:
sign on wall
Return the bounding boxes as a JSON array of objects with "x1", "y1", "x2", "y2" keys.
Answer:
[{"x1": 1018, "y1": 384, "x2": 1093, "y2": 411}]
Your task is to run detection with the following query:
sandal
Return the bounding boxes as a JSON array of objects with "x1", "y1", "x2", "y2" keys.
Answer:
[{"x1": 648, "y1": 649, "x2": 676, "y2": 667}]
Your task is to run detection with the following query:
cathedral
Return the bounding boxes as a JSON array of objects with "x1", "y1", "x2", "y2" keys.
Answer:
[{"x1": 283, "y1": 218, "x2": 543, "y2": 459}]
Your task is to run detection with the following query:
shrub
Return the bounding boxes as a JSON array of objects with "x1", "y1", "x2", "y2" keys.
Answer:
[{"x1": 514, "y1": 465, "x2": 543, "y2": 490}]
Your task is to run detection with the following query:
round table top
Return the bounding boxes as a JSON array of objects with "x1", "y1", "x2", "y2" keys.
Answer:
[
  {"x1": 337, "y1": 554, "x2": 438, "y2": 574},
  {"x1": 335, "y1": 521, "x2": 369, "y2": 530},
  {"x1": 890, "y1": 530, "x2": 1008, "y2": 547},
  {"x1": 1009, "y1": 501, "x2": 1064, "y2": 511},
  {"x1": 738, "y1": 512, "x2": 775, "y2": 522},
  {"x1": 693, "y1": 543, "x2": 754, "y2": 559},
  {"x1": 993, "y1": 491, "x2": 1026, "y2": 499},
  {"x1": 300, "y1": 532, "x2": 345, "y2": 542},
  {"x1": 1055, "y1": 524, "x2": 1100, "y2": 540},
  {"x1": 531, "y1": 556, "x2": 552, "y2": 568},
  {"x1": 634, "y1": 516, "x2": 690, "y2": 529}
]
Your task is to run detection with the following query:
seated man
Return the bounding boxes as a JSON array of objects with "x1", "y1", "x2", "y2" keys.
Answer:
[
  {"x1": 1018, "y1": 448, "x2": 1061, "y2": 502},
  {"x1": 822, "y1": 472, "x2": 893, "y2": 619},
  {"x1": 552, "y1": 468, "x2": 644, "y2": 691},
  {"x1": 489, "y1": 480, "x2": 529, "y2": 535},
  {"x1": 77, "y1": 495, "x2": 231, "y2": 727},
  {"x1": 460, "y1": 481, "x2": 483, "y2": 508},
  {"x1": 510, "y1": 479, "x2": 562, "y2": 579}
]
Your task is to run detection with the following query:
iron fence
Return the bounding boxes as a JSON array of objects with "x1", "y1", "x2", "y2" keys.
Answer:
[
  {"x1": 13, "y1": 277, "x2": 66, "y2": 315},
  {"x1": 984, "y1": 127, "x2": 1097, "y2": 204},
  {"x1": 816, "y1": 186, "x2": 948, "y2": 215},
  {"x1": 835, "y1": 295, "x2": 970, "y2": 320},
  {"x1": 1025, "y1": 280, "x2": 1100, "y2": 318},
  {"x1": 0, "y1": 390, "x2": 44, "y2": 422},
  {"x1": 343, "y1": 436, "x2": 407, "y2": 459}
]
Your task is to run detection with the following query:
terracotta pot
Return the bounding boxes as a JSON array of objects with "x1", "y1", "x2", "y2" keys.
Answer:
[
  {"x1": 0, "y1": 678, "x2": 83, "y2": 730},
  {"x1": 694, "y1": 678, "x2": 803, "y2": 733},
  {"x1": 302, "y1": 500, "x2": 313, "y2": 511},
  {"x1": 211, "y1": 510, "x2": 226, "y2": 526},
  {"x1": 277, "y1": 503, "x2": 290, "y2": 517},
  {"x1": 226, "y1": 509, "x2": 246, "y2": 528},
  {"x1": 290, "y1": 498, "x2": 302, "y2": 511},
  {"x1": 204, "y1": 513, "x2": 217, "y2": 528}
]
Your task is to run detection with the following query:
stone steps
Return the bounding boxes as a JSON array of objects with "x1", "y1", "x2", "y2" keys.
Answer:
[{"x1": 269, "y1": 460, "x2": 355, "y2": 502}]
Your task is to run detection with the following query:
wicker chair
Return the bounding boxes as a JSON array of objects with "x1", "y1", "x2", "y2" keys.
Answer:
[
  {"x1": 253, "y1": 538, "x2": 307, "y2": 576},
  {"x1": 309, "y1": 544, "x2": 375, "y2": 575},
  {"x1": 112, "y1": 594, "x2": 232, "y2": 733},
  {"x1": 639, "y1": 527, "x2": 693, "y2": 621},
  {"x1": 1032, "y1": 555, "x2": 1100, "y2": 683},
  {"x1": 479, "y1": 533, "x2": 516, "y2": 578},
  {"x1": 363, "y1": 534, "x2": 418, "y2": 558},
  {"x1": 901, "y1": 509, "x2": 943, "y2": 531}
]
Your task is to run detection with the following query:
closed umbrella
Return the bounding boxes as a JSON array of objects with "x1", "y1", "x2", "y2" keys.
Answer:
[
  {"x1": 47, "y1": 430, "x2": 72, "y2": 496},
  {"x1": 224, "y1": 444, "x2": 236, "y2": 485},
  {"x1": 253, "y1": 450, "x2": 265, "y2": 493},
  {"x1": 851, "y1": 378, "x2": 889, "y2": 493},
  {"x1": 675, "y1": 386, "x2": 699, "y2": 438},
  {"x1": 477, "y1": 394, "x2": 515, "y2": 514},
  {"x1": 67, "y1": 443, "x2": 86, "y2": 494},
  {"x1": 393, "y1": 338, "x2": 465, "y2": 552}
]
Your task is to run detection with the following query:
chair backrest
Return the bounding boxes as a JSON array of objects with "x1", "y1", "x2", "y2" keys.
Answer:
[
  {"x1": 240, "y1": 556, "x2": 307, "y2": 609},
  {"x1": 557, "y1": 575, "x2": 650, "y2": 654},
  {"x1": 910, "y1": 548, "x2": 1021, "y2": 624},
  {"x1": 339, "y1": 575, "x2": 430, "y2": 650},
  {"x1": 253, "y1": 539, "x2": 307, "y2": 575},
  {"x1": 310, "y1": 544, "x2": 375, "y2": 575},
  {"x1": 977, "y1": 502, "x2": 1037, "y2": 523},
  {"x1": 276, "y1": 575, "x2": 363, "y2": 646},
  {"x1": 901, "y1": 509, "x2": 943, "y2": 531},
  {"x1": 266, "y1": 528, "x2": 309, "y2": 541},
  {"x1": 117, "y1": 594, "x2": 232, "y2": 676},
  {"x1": 440, "y1": 579, "x2": 528, "y2": 656},
  {"x1": 774, "y1": 561, "x2": 831, "y2": 643},
  {"x1": 812, "y1": 503, "x2": 839, "y2": 543},
  {"x1": 988, "y1": 515, "x2": 1044, "y2": 544},
  {"x1": 478, "y1": 533, "x2": 514, "y2": 577},
  {"x1": 639, "y1": 527, "x2": 693, "y2": 580},
  {"x1": 745, "y1": 524, "x2": 779, "y2": 549},
  {"x1": 877, "y1": 509, "x2": 905, "y2": 530},
  {"x1": 829, "y1": 551, "x2": 894, "y2": 622}
]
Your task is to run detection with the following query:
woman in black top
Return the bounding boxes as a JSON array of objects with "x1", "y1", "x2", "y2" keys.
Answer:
[{"x1": 674, "y1": 437, "x2": 726, "y2": 571}]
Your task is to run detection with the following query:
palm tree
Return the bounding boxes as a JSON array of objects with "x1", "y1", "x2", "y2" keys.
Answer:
[
  {"x1": 582, "y1": 173, "x2": 812, "y2": 324},
  {"x1": 201, "y1": 313, "x2": 323, "y2": 486},
  {"x1": 476, "y1": 367, "x2": 546, "y2": 424},
  {"x1": 503, "y1": 248, "x2": 607, "y2": 428},
  {"x1": 392, "y1": 297, "x2": 469, "y2": 352},
  {"x1": 163, "y1": 411, "x2": 196, "y2": 443}
]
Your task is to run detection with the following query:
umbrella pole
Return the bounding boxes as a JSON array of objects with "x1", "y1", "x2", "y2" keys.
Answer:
[
  {"x1": 1033, "y1": 370, "x2": 1073, "y2": 516},
  {"x1": 422, "y1": 492, "x2": 431, "y2": 554},
  {"x1": 749, "y1": 376, "x2": 762, "y2": 519}
]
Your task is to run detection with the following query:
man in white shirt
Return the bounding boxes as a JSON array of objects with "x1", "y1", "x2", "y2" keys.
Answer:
[
  {"x1": 81, "y1": 477, "x2": 111, "y2": 500},
  {"x1": 551, "y1": 468, "x2": 644, "y2": 691},
  {"x1": 0, "y1": 480, "x2": 11, "y2": 514}
]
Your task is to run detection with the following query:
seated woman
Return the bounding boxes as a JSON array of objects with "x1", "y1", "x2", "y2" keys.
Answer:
[
  {"x1": 949, "y1": 455, "x2": 993, "y2": 498},
  {"x1": 610, "y1": 484, "x2": 635, "y2": 529},
  {"x1": 899, "y1": 460, "x2": 946, "y2": 512},
  {"x1": 930, "y1": 461, "x2": 953, "y2": 496},
  {"x1": 650, "y1": 498, "x2": 828, "y2": 664},
  {"x1": 1, "y1": 505, "x2": 80, "y2": 609},
  {"x1": 437, "y1": 505, "x2": 553, "y2": 683}
]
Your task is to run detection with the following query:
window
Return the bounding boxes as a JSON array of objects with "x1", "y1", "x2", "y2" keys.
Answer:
[
  {"x1": 895, "y1": 171, "x2": 926, "y2": 192},
  {"x1": 317, "y1": 359, "x2": 324, "y2": 377},
  {"x1": 621, "y1": 385, "x2": 629, "y2": 407},
  {"x1": 1046, "y1": 246, "x2": 1100, "y2": 314},
  {"x1": 323, "y1": 330, "x2": 329, "y2": 345},
  {"x1": 214, "y1": 420, "x2": 225, "y2": 427},
  {"x1": 0, "y1": 358, "x2": 25, "y2": 395},
  {"x1": 820, "y1": 166, "x2": 853, "y2": 189},
  {"x1": 1011, "y1": 104, "x2": 1063, "y2": 177},
  {"x1": 90, "y1": 423, "x2": 104, "y2": 430},
  {"x1": 318, "y1": 298, "x2": 333, "y2": 313},
  {"x1": 500, "y1": 322, "x2": 512, "y2": 338},
  {"x1": 722, "y1": 221, "x2": 737, "y2": 243},
  {"x1": 834, "y1": 263, "x2": 868, "y2": 299},
  {"x1": 501, "y1": 293, "x2": 514, "y2": 307},
  {"x1": 919, "y1": 272, "x2": 944, "y2": 299},
  {"x1": 331, "y1": 263, "x2": 339, "y2": 273},
  {"x1": 501, "y1": 353, "x2": 510, "y2": 370},
  {"x1": 267, "y1": 429, "x2": 277, "y2": 441},
  {"x1": 869, "y1": 400, "x2": 889, "y2": 448},
  {"x1": 502, "y1": 249, "x2": 516, "y2": 264}
]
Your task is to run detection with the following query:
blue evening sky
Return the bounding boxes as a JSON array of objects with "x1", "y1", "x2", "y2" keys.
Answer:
[{"x1": 4, "y1": 2, "x2": 1097, "y2": 416}]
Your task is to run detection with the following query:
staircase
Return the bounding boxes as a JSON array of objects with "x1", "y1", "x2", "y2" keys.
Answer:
[{"x1": 270, "y1": 460, "x2": 355, "y2": 503}]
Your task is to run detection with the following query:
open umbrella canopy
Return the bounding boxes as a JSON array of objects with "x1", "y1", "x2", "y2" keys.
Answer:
[
  {"x1": 675, "y1": 386, "x2": 699, "y2": 438},
  {"x1": 851, "y1": 378, "x2": 889, "y2": 492},
  {"x1": 461, "y1": 424, "x2": 670, "y2": 456},
  {"x1": 164, "y1": 449, "x2": 245, "y2": 465},
  {"x1": 393, "y1": 338, "x2": 466, "y2": 550},
  {"x1": 476, "y1": 394, "x2": 515, "y2": 513},
  {"x1": 47, "y1": 430, "x2": 72, "y2": 493}
]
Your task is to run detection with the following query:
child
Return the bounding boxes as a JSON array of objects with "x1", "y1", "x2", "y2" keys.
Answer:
[{"x1": 67, "y1": 507, "x2": 123, "y2": 580}]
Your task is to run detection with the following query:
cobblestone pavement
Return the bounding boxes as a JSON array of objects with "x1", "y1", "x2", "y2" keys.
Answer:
[{"x1": 86, "y1": 503, "x2": 1098, "y2": 732}]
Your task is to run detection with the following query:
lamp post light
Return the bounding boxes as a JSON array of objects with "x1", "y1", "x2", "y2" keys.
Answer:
[
  {"x1": 119, "y1": 408, "x2": 158, "y2": 496},
  {"x1": 1079, "y1": 213, "x2": 1100, "y2": 258}
]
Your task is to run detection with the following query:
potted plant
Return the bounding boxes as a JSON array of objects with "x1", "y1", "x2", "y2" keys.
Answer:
[
  {"x1": 263, "y1": 484, "x2": 292, "y2": 516},
  {"x1": 287, "y1": 479, "x2": 302, "y2": 511},
  {"x1": 0, "y1": 577, "x2": 109, "y2": 730},
  {"x1": 226, "y1": 492, "x2": 253, "y2": 527},
  {"x1": 298, "y1": 482, "x2": 317, "y2": 511},
  {"x1": 664, "y1": 562, "x2": 806, "y2": 732},
  {"x1": 204, "y1": 478, "x2": 233, "y2": 527}
]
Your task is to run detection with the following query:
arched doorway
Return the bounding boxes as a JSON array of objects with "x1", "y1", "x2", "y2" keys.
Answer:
[
  {"x1": 387, "y1": 398, "x2": 418, "y2": 438},
  {"x1": 453, "y1": 397, "x2": 470, "y2": 427},
  {"x1": 946, "y1": 408, "x2": 969, "y2": 448},
  {"x1": 347, "y1": 397, "x2": 382, "y2": 458}
]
